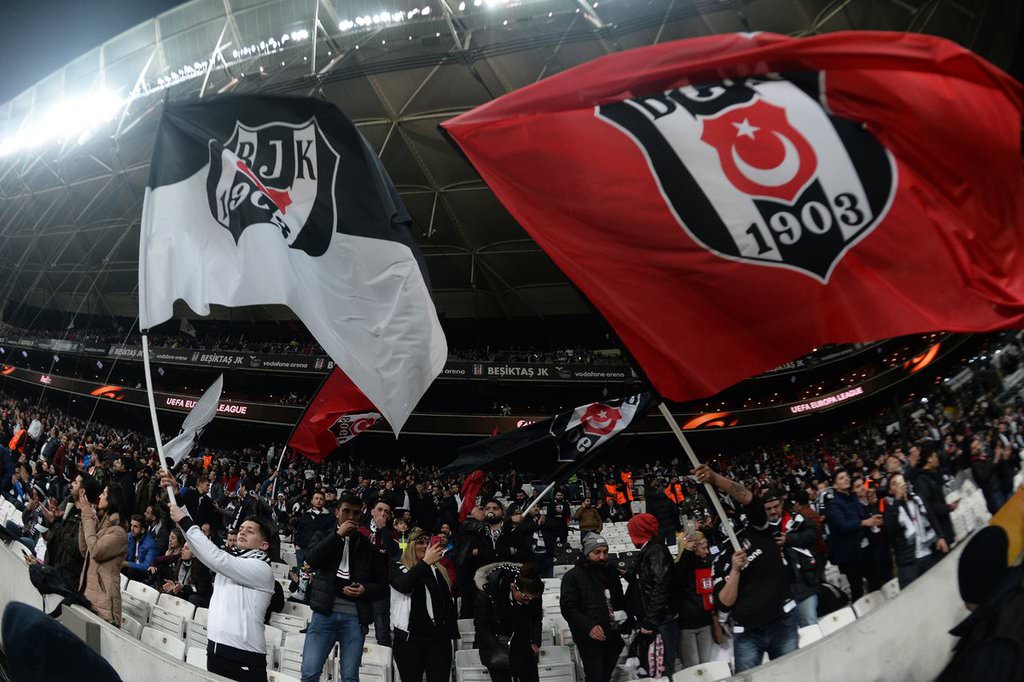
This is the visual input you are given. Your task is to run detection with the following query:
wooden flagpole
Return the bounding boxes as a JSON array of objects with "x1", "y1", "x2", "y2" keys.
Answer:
[{"x1": 657, "y1": 401, "x2": 741, "y2": 552}]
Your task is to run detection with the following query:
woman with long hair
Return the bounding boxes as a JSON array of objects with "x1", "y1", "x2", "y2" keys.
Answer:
[
  {"x1": 77, "y1": 483, "x2": 128, "y2": 626},
  {"x1": 389, "y1": 529, "x2": 459, "y2": 682},
  {"x1": 674, "y1": 530, "x2": 719, "y2": 668},
  {"x1": 160, "y1": 542, "x2": 214, "y2": 608}
]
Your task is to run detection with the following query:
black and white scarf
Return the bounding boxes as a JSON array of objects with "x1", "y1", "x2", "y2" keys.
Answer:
[{"x1": 228, "y1": 547, "x2": 271, "y2": 565}]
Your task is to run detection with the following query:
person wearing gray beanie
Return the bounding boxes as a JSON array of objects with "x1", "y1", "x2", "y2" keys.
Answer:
[
  {"x1": 560, "y1": 532, "x2": 627, "y2": 682},
  {"x1": 582, "y1": 534, "x2": 608, "y2": 557}
]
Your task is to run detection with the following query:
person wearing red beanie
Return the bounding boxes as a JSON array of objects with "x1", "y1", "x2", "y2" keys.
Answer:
[
  {"x1": 626, "y1": 512, "x2": 679, "y2": 676},
  {"x1": 627, "y1": 513, "x2": 658, "y2": 547}
]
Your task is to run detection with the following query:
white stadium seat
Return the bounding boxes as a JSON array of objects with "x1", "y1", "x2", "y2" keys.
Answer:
[
  {"x1": 185, "y1": 646, "x2": 207, "y2": 669},
  {"x1": 819, "y1": 607, "x2": 857, "y2": 636},
  {"x1": 141, "y1": 626, "x2": 186, "y2": 661},
  {"x1": 852, "y1": 591, "x2": 884, "y2": 618},
  {"x1": 148, "y1": 603, "x2": 187, "y2": 639},
  {"x1": 279, "y1": 600, "x2": 312, "y2": 621},
  {"x1": 125, "y1": 580, "x2": 160, "y2": 605},
  {"x1": 121, "y1": 613, "x2": 144, "y2": 640},
  {"x1": 156, "y1": 593, "x2": 197, "y2": 619},
  {"x1": 882, "y1": 578, "x2": 901, "y2": 600},
  {"x1": 671, "y1": 661, "x2": 732, "y2": 682},
  {"x1": 798, "y1": 623, "x2": 824, "y2": 648}
]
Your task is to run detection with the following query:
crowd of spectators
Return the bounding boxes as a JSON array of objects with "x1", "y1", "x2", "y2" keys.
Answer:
[{"x1": 0, "y1": 330, "x2": 1020, "y2": 679}]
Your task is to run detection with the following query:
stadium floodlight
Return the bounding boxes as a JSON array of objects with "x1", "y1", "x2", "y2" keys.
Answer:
[
  {"x1": 422, "y1": 5, "x2": 432, "y2": 14},
  {"x1": 458, "y1": 2, "x2": 466, "y2": 9},
  {"x1": 0, "y1": 88, "x2": 124, "y2": 158}
]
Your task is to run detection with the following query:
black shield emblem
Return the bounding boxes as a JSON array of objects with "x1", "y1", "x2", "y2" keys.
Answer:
[
  {"x1": 597, "y1": 75, "x2": 896, "y2": 282},
  {"x1": 206, "y1": 118, "x2": 341, "y2": 257}
]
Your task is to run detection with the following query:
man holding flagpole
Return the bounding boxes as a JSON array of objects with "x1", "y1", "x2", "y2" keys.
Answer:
[{"x1": 160, "y1": 469, "x2": 276, "y2": 682}]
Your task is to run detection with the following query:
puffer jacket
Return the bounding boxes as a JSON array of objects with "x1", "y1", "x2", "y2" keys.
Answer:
[
  {"x1": 473, "y1": 563, "x2": 543, "y2": 667},
  {"x1": 305, "y1": 529, "x2": 387, "y2": 624},
  {"x1": 559, "y1": 559, "x2": 626, "y2": 642},
  {"x1": 78, "y1": 511, "x2": 127, "y2": 626}
]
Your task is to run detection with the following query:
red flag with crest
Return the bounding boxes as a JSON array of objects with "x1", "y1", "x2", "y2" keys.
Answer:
[
  {"x1": 289, "y1": 368, "x2": 380, "y2": 462},
  {"x1": 443, "y1": 31, "x2": 1024, "y2": 403}
]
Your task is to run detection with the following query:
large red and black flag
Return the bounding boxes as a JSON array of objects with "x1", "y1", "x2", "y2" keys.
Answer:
[
  {"x1": 443, "y1": 32, "x2": 1024, "y2": 403},
  {"x1": 140, "y1": 96, "x2": 447, "y2": 432},
  {"x1": 288, "y1": 368, "x2": 381, "y2": 463},
  {"x1": 443, "y1": 393, "x2": 653, "y2": 481}
]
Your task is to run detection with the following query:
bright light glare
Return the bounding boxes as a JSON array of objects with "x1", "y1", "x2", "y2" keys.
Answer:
[{"x1": 0, "y1": 90, "x2": 124, "y2": 158}]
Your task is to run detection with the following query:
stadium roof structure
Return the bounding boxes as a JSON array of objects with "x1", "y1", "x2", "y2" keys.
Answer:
[{"x1": 0, "y1": 0, "x2": 1019, "y2": 324}]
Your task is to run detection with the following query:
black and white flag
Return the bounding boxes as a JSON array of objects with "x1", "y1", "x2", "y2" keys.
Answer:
[
  {"x1": 444, "y1": 393, "x2": 653, "y2": 481},
  {"x1": 162, "y1": 374, "x2": 224, "y2": 469},
  {"x1": 139, "y1": 96, "x2": 447, "y2": 432}
]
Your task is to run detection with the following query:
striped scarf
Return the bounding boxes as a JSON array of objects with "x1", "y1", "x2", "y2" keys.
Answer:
[{"x1": 228, "y1": 547, "x2": 271, "y2": 564}]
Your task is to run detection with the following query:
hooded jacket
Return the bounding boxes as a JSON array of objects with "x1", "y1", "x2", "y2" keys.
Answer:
[{"x1": 473, "y1": 563, "x2": 543, "y2": 664}]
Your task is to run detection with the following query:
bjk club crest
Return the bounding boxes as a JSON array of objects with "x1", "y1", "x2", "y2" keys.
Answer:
[
  {"x1": 597, "y1": 75, "x2": 896, "y2": 282},
  {"x1": 580, "y1": 403, "x2": 622, "y2": 436},
  {"x1": 206, "y1": 118, "x2": 341, "y2": 257},
  {"x1": 329, "y1": 412, "x2": 380, "y2": 446}
]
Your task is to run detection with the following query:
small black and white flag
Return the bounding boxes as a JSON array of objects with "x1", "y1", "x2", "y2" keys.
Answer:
[
  {"x1": 179, "y1": 318, "x2": 197, "y2": 338},
  {"x1": 162, "y1": 374, "x2": 224, "y2": 469},
  {"x1": 96, "y1": 360, "x2": 104, "y2": 369},
  {"x1": 138, "y1": 96, "x2": 446, "y2": 432},
  {"x1": 20, "y1": 350, "x2": 27, "y2": 358},
  {"x1": 444, "y1": 393, "x2": 653, "y2": 481},
  {"x1": 52, "y1": 355, "x2": 59, "y2": 363},
  {"x1": 157, "y1": 367, "x2": 165, "y2": 377}
]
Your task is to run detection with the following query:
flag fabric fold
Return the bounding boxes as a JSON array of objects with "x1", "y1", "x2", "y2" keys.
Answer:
[
  {"x1": 139, "y1": 95, "x2": 447, "y2": 432},
  {"x1": 444, "y1": 393, "x2": 653, "y2": 482},
  {"x1": 288, "y1": 367, "x2": 381, "y2": 463},
  {"x1": 162, "y1": 374, "x2": 224, "y2": 469},
  {"x1": 443, "y1": 31, "x2": 1024, "y2": 404}
]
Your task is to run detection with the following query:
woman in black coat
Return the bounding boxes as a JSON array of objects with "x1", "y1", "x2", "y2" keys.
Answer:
[{"x1": 389, "y1": 530, "x2": 459, "y2": 682}]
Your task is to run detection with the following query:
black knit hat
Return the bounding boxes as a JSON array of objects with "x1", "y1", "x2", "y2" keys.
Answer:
[{"x1": 958, "y1": 525, "x2": 1009, "y2": 605}]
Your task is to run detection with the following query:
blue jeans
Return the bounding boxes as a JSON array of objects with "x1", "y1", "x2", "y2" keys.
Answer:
[
  {"x1": 733, "y1": 610, "x2": 798, "y2": 673},
  {"x1": 372, "y1": 598, "x2": 391, "y2": 645},
  {"x1": 794, "y1": 594, "x2": 818, "y2": 627},
  {"x1": 300, "y1": 611, "x2": 367, "y2": 682}
]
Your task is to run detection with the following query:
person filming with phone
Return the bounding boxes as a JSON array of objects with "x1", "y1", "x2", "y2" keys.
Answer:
[
  {"x1": 389, "y1": 529, "x2": 459, "y2": 682},
  {"x1": 300, "y1": 494, "x2": 387, "y2": 682}
]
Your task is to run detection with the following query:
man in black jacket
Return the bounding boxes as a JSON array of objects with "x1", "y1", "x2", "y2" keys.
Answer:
[
  {"x1": 645, "y1": 480, "x2": 680, "y2": 547},
  {"x1": 294, "y1": 491, "x2": 332, "y2": 568},
  {"x1": 626, "y1": 513, "x2": 679, "y2": 677},
  {"x1": 696, "y1": 464, "x2": 797, "y2": 674},
  {"x1": 560, "y1": 535, "x2": 627, "y2": 682},
  {"x1": 179, "y1": 476, "x2": 221, "y2": 540},
  {"x1": 913, "y1": 447, "x2": 957, "y2": 541},
  {"x1": 300, "y1": 494, "x2": 387, "y2": 682},
  {"x1": 764, "y1": 489, "x2": 820, "y2": 627}
]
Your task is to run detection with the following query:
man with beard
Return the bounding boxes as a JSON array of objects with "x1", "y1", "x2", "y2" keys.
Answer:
[
  {"x1": 763, "y1": 489, "x2": 820, "y2": 627},
  {"x1": 559, "y1": 535, "x2": 627, "y2": 682}
]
